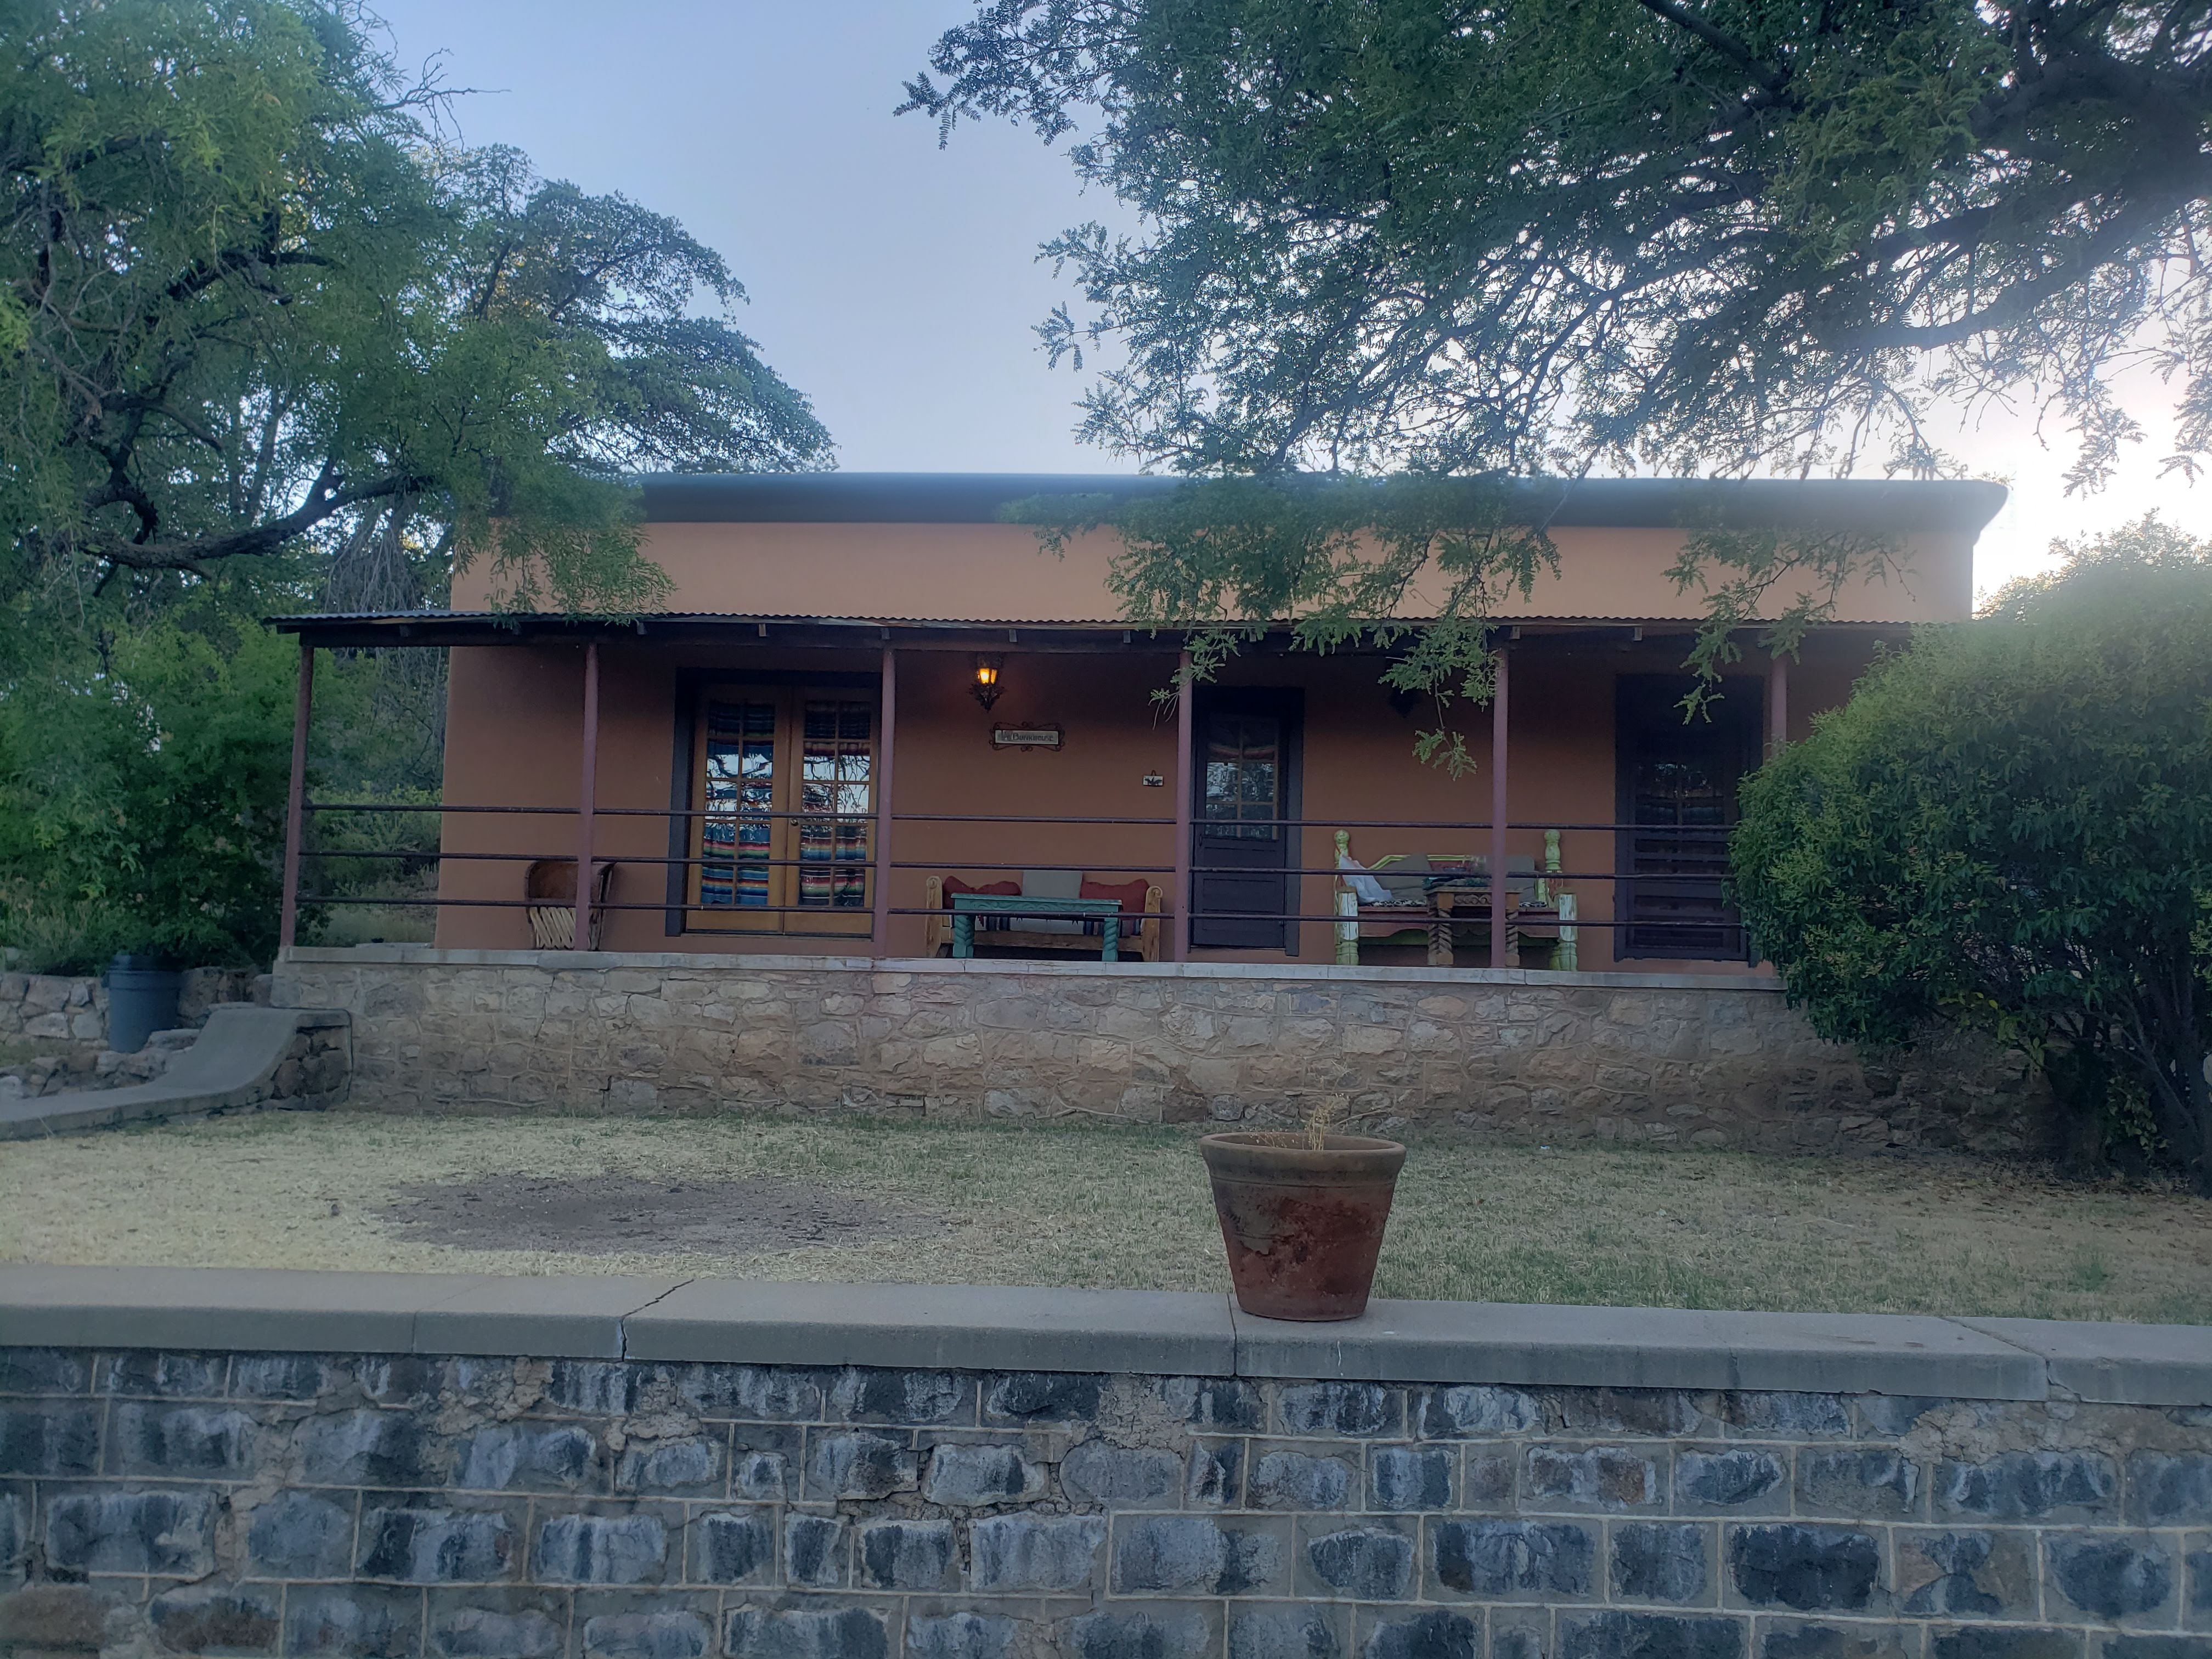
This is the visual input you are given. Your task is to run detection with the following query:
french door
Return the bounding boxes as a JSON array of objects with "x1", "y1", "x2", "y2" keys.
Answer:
[
  {"x1": 1613, "y1": 675, "x2": 1758, "y2": 960},
  {"x1": 690, "y1": 687, "x2": 874, "y2": 937},
  {"x1": 1190, "y1": 690, "x2": 1302, "y2": 950}
]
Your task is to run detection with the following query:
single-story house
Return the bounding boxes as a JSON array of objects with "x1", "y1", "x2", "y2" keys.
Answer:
[
  {"x1": 274, "y1": 472, "x2": 2001, "y2": 974},
  {"x1": 266, "y1": 473, "x2": 2042, "y2": 1143}
]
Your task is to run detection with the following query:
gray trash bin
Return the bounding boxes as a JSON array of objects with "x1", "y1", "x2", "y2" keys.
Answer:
[{"x1": 104, "y1": 954, "x2": 182, "y2": 1054}]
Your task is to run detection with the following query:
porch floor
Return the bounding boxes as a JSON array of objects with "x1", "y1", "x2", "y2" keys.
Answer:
[{"x1": 3, "y1": 1114, "x2": 2205, "y2": 1323}]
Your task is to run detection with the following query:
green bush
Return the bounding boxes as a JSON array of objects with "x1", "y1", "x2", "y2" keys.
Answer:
[
  {"x1": 1731, "y1": 519, "x2": 2212, "y2": 1183},
  {"x1": 0, "y1": 622, "x2": 297, "y2": 971}
]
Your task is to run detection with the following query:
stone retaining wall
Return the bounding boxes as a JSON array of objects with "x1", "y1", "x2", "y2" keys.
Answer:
[
  {"x1": 0, "y1": 968, "x2": 269, "y2": 1099},
  {"x1": 3, "y1": 1319, "x2": 2207, "y2": 1659},
  {"x1": 276, "y1": 949, "x2": 2046, "y2": 1153}
]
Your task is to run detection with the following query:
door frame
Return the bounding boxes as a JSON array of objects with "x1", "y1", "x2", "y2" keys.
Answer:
[
  {"x1": 1189, "y1": 686, "x2": 1305, "y2": 955},
  {"x1": 1611, "y1": 673, "x2": 1759, "y2": 961},
  {"x1": 664, "y1": 667, "x2": 880, "y2": 937}
]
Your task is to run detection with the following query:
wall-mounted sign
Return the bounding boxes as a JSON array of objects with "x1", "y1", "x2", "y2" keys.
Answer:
[
  {"x1": 991, "y1": 724, "x2": 1063, "y2": 750},
  {"x1": 1142, "y1": 772, "x2": 1166, "y2": 788}
]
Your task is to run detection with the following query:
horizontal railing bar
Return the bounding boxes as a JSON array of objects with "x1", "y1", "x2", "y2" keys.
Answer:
[
  {"x1": 307, "y1": 803, "x2": 549, "y2": 814},
  {"x1": 308, "y1": 804, "x2": 878, "y2": 822},
  {"x1": 301, "y1": 850, "x2": 1725, "y2": 885},
  {"x1": 885, "y1": 814, "x2": 1178, "y2": 826},
  {"x1": 308, "y1": 802, "x2": 1739, "y2": 836},
  {"x1": 304, "y1": 851, "x2": 881, "y2": 872},
  {"x1": 302, "y1": 852, "x2": 1726, "y2": 883},
  {"x1": 305, "y1": 893, "x2": 1717, "y2": 933},
  {"x1": 885, "y1": 863, "x2": 1174, "y2": 876},
  {"x1": 304, "y1": 897, "x2": 874, "y2": 916}
]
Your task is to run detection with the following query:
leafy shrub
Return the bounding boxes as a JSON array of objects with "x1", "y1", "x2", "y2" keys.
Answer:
[
  {"x1": 1732, "y1": 519, "x2": 2212, "y2": 1182},
  {"x1": 0, "y1": 623, "x2": 297, "y2": 970}
]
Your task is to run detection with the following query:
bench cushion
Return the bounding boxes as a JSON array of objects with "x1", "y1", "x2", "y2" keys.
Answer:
[{"x1": 1080, "y1": 877, "x2": 1149, "y2": 916}]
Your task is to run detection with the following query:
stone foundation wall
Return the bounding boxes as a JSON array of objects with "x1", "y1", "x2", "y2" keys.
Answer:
[
  {"x1": 0, "y1": 968, "x2": 269, "y2": 1100},
  {"x1": 276, "y1": 949, "x2": 2046, "y2": 1154},
  {"x1": 4, "y1": 1343, "x2": 2207, "y2": 1659},
  {"x1": 262, "y1": 1017, "x2": 354, "y2": 1113}
]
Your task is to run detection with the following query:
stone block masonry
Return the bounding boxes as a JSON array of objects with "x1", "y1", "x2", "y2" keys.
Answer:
[
  {"x1": 277, "y1": 948, "x2": 2047, "y2": 1153},
  {"x1": 0, "y1": 968, "x2": 269, "y2": 1101},
  {"x1": 0, "y1": 1009, "x2": 352, "y2": 1142},
  {"x1": 2, "y1": 1268, "x2": 2209, "y2": 1659}
]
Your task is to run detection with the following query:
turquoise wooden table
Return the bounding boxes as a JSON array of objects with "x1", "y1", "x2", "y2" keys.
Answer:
[{"x1": 949, "y1": 893, "x2": 1126, "y2": 961}]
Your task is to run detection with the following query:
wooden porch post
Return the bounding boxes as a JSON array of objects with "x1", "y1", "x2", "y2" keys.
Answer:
[
  {"x1": 574, "y1": 642, "x2": 600, "y2": 951},
  {"x1": 1765, "y1": 648, "x2": 1790, "y2": 759},
  {"x1": 1172, "y1": 648, "x2": 1193, "y2": 963},
  {"x1": 278, "y1": 639, "x2": 315, "y2": 954},
  {"x1": 872, "y1": 643, "x2": 897, "y2": 956},
  {"x1": 1489, "y1": 641, "x2": 1510, "y2": 969}
]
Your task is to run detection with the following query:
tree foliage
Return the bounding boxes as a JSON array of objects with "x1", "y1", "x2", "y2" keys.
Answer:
[
  {"x1": 2, "y1": 0, "x2": 831, "y2": 621},
  {"x1": 0, "y1": 616, "x2": 298, "y2": 969},
  {"x1": 0, "y1": 586, "x2": 462, "y2": 971},
  {"x1": 907, "y1": 1, "x2": 2212, "y2": 487},
  {"x1": 1011, "y1": 474, "x2": 1900, "y2": 740},
  {"x1": 1017, "y1": 475, "x2": 1555, "y2": 766},
  {"x1": 1731, "y1": 520, "x2": 2212, "y2": 1184},
  {"x1": 0, "y1": 0, "x2": 837, "y2": 968}
]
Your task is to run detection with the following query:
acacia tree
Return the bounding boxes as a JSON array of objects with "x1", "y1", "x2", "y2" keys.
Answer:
[
  {"x1": 907, "y1": 2, "x2": 2211, "y2": 709},
  {"x1": 1731, "y1": 521, "x2": 2212, "y2": 1184},
  {"x1": 2, "y1": 0, "x2": 831, "y2": 623},
  {"x1": 909, "y1": 0, "x2": 2212, "y2": 486}
]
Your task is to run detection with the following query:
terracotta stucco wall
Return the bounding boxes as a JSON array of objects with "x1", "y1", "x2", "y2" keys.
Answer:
[
  {"x1": 432, "y1": 632, "x2": 1883, "y2": 969},
  {"x1": 452, "y1": 520, "x2": 1977, "y2": 628}
]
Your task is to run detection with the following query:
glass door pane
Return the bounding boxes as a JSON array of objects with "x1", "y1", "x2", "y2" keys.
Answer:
[
  {"x1": 1615, "y1": 676, "x2": 1756, "y2": 958},
  {"x1": 797, "y1": 699, "x2": 872, "y2": 909},
  {"x1": 701, "y1": 700, "x2": 777, "y2": 909},
  {"x1": 1203, "y1": 715, "x2": 1280, "y2": 838}
]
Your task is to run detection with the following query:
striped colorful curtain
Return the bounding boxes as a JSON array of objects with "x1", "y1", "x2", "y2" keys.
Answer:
[
  {"x1": 797, "y1": 700, "x2": 872, "y2": 909},
  {"x1": 701, "y1": 701, "x2": 776, "y2": 907}
]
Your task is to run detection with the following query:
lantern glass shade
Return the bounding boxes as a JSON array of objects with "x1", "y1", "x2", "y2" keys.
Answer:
[{"x1": 972, "y1": 654, "x2": 1004, "y2": 710}]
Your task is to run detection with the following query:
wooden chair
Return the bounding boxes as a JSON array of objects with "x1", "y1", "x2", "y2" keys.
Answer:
[
  {"x1": 923, "y1": 873, "x2": 1165, "y2": 961},
  {"x1": 524, "y1": 859, "x2": 617, "y2": 951}
]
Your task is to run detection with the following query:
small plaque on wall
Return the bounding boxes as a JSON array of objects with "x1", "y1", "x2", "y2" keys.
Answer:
[{"x1": 992, "y1": 724, "x2": 1063, "y2": 750}]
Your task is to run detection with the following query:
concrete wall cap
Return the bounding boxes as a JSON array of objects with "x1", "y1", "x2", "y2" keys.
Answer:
[
  {"x1": 1954, "y1": 1315, "x2": 2212, "y2": 1406},
  {"x1": 1232, "y1": 1299, "x2": 2052, "y2": 1399},
  {"x1": 278, "y1": 944, "x2": 1778, "y2": 995},
  {"x1": 5, "y1": 1266, "x2": 2210, "y2": 1402},
  {"x1": 622, "y1": 1280, "x2": 1238, "y2": 1374}
]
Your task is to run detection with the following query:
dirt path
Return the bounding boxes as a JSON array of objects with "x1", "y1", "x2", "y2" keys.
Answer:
[{"x1": 379, "y1": 1173, "x2": 943, "y2": 1253}]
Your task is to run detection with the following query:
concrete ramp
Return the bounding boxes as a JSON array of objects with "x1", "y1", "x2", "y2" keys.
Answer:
[{"x1": 0, "y1": 1005, "x2": 349, "y2": 1139}]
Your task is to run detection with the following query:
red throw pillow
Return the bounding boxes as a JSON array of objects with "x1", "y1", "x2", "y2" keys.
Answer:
[
  {"x1": 941, "y1": 875, "x2": 1020, "y2": 908},
  {"x1": 1081, "y1": 877, "x2": 1151, "y2": 917}
]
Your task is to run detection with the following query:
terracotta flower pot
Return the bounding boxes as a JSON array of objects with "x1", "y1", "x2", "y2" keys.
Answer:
[{"x1": 1199, "y1": 1132, "x2": 1407, "y2": 1321}]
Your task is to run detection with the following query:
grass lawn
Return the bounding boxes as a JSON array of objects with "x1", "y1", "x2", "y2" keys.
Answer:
[{"x1": 2, "y1": 1113, "x2": 2206, "y2": 1323}]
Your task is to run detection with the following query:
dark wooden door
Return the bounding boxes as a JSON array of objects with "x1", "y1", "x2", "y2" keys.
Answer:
[
  {"x1": 1191, "y1": 691, "x2": 1301, "y2": 950},
  {"x1": 1615, "y1": 676, "x2": 1759, "y2": 960}
]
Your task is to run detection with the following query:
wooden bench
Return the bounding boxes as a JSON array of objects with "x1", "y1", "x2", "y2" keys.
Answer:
[{"x1": 1331, "y1": 832, "x2": 1576, "y2": 968}]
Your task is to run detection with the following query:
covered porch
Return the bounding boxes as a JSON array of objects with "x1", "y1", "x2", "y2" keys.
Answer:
[{"x1": 272, "y1": 612, "x2": 1880, "y2": 975}]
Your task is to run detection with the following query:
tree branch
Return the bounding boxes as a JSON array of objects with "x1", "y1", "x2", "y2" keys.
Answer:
[
  {"x1": 84, "y1": 467, "x2": 427, "y2": 572},
  {"x1": 1628, "y1": 0, "x2": 1787, "y2": 90}
]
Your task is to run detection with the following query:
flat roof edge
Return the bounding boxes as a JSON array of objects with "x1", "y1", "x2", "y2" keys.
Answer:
[
  {"x1": 261, "y1": 612, "x2": 1921, "y2": 644},
  {"x1": 4, "y1": 1266, "x2": 2204, "y2": 1402},
  {"x1": 634, "y1": 472, "x2": 2010, "y2": 533}
]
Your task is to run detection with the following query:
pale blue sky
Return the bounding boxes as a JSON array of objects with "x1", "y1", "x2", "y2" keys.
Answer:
[
  {"x1": 373, "y1": 0, "x2": 1119, "y2": 474},
  {"x1": 374, "y1": 1, "x2": 2204, "y2": 591}
]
